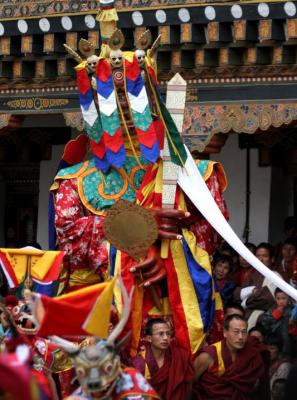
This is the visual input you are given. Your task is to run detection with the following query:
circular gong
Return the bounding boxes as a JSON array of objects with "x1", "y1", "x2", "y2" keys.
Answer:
[{"x1": 103, "y1": 200, "x2": 158, "y2": 260}]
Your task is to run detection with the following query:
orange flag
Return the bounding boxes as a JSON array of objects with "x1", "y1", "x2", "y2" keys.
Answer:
[{"x1": 35, "y1": 279, "x2": 115, "y2": 338}]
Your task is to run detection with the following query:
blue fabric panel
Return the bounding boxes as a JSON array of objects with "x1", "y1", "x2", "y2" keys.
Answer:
[
  {"x1": 182, "y1": 238, "x2": 215, "y2": 333},
  {"x1": 139, "y1": 139, "x2": 160, "y2": 164},
  {"x1": 106, "y1": 145, "x2": 126, "y2": 169},
  {"x1": 97, "y1": 75, "x2": 114, "y2": 99},
  {"x1": 93, "y1": 154, "x2": 111, "y2": 174},
  {"x1": 126, "y1": 73, "x2": 144, "y2": 97},
  {"x1": 79, "y1": 88, "x2": 93, "y2": 109}
]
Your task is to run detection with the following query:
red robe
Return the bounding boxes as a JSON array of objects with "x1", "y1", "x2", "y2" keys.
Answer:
[
  {"x1": 131, "y1": 342, "x2": 194, "y2": 400},
  {"x1": 194, "y1": 337, "x2": 270, "y2": 400}
]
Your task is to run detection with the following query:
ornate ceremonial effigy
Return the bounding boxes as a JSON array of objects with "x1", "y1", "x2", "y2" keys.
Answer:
[
  {"x1": 47, "y1": 0, "x2": 297, "y2": 354},
  {"x1": 1, "y1": 2, "x2": 297, "y2": 399}
]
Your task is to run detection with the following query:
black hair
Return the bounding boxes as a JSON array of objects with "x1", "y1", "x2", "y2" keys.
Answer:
[
  {"x1": 274, "y1": 287, "x2": 288, "y2": 297},
  {"x1": 248, "y1": 325, "x2": 264, "y2": 335},
  {"x1": 213, "y1": 253, "x2": 233, "y2": 273},
  {"x1": 224, "y1": 314, "x2": 246, "y2": 330},
  {"x1": 256, "y1": 242, "x2": 274, "y2": 258},
  {"x1": 219, "y1": 243, "x2": 238, "y2": 258},
  {"x1": 244, "y1": 242, "x2": 256, "y2": 254},
  {"x1": 145, "y1": 318, "x2": 167, "y2": 336},
  {"x1": 265, "y1": 335, "x2": 283, "y2": 350},
  {"x1": 283, "y1": 237, "x2": 297, "y2": 249},
  {"x1": 224, "y1": 302, "x2": 245, "y2": 316}
]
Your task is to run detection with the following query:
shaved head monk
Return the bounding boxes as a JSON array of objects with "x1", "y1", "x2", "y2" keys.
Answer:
[
  {"x1": 193, "y1": 315, "x2": 270, "y2": 400},
  {"x1": 131, "y1": 318, "x2": 194, "y2": 399}
]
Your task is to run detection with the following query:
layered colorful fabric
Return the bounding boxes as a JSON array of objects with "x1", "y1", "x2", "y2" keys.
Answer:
[
  {"x1": 110, "y1": 160, "x2": 225, "y2": 355},
  {"x1": 0, "y1": 248, "x2": 63, "y2": 289},
  {"x1": 76, "y1": 67, "x2": 102, "y2": 144},
  {"x1": 51, "y1": 151, "x2": 226, "y2": 354},
  {"x1": 75, "y1": 51, "x2": 188, "y2": 173},
  {"x1": 96, "y1": 58, "x2": 126, "y2": 172},
  {"x1": 125, "y1": 56, "x2": 160, "y2": 163},
  {"x1": 48, "y1": 134, "x2": 89, "y2": 250}
]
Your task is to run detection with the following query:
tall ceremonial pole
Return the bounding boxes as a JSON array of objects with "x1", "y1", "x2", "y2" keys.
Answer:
[{"x1": 161, "y1": 73, "x2": 187, "y2": 258}]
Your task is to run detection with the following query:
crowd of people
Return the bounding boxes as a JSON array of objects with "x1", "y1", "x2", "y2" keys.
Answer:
[
  {"x1": 125, "y1": 223, "x2": 297, "y2": 400},
  {"x1": 0, "y1": 218, "x2": 296, "y2": 399}
]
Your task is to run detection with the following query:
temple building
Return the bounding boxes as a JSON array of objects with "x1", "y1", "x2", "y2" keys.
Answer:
[{"x1": 0, "y1": 0, "x2": 296, "y2": 248}]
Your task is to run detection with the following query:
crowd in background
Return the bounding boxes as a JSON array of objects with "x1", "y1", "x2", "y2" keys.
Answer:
[{"x1": 0, "y1": 217, "x2": 297, "y2": 399}]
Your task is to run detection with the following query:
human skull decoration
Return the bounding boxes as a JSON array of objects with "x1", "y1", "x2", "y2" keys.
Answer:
[
  {"x1": 87, "y1": 55, "x2": 99, "y2": 74},
  {"x1": 109, "y1": 49, "x2": 123, "y2": 69},
  {"x1": 135, "y1": 49, "x2": 146, "y2": 68}
]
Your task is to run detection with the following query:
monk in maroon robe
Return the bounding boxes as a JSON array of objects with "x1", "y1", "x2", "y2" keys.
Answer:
[
  {"x1": 193, "y1": 315, "x2": 270, "y2": 400},
  {"x1": 131, "y1": 318, "x2": 194, "y2": 400}
]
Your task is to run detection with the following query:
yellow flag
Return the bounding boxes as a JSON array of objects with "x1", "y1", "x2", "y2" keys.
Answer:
[{"x1": 82, "y1": 277, "x2": 116, "y2": 338}]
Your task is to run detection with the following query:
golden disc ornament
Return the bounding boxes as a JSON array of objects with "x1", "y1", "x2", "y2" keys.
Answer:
[
  {"x1": 103, "y1": 200, "x2": 158, "y2": 260},
  {"x1": 108, "y1": 29, "x2": 125, "y2": 50}
]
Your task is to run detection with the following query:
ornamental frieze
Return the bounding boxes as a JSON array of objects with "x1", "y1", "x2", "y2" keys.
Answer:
[
  {"x1": 3, "y1": 98, "x2": 69, "y2": 111},
  {"x1": 183, "y1": 102, "x2": 297, "y2": 152}
]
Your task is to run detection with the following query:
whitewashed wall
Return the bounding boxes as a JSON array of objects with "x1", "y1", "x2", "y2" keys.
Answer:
[{"x1": 211, "y1": 134, "x2": 272, "y2": 245}]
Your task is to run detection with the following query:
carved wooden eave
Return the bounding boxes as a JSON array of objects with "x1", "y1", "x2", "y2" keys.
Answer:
[{"x1": 1, "y1": 1, "x2": 297, "y2": 86}]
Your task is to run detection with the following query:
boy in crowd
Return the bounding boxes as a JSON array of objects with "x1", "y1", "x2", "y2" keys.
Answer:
[
  {"x1": 258, "y1": 288, "x2": 296, "y2": 356},
  {"x1": 213, "y1": 253, "x2": 235, "y2": 305}
]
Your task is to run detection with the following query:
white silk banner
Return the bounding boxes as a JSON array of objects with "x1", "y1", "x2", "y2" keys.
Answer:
[{"x1": 178, "y1": 146, "x2": 297, "y2": 301}]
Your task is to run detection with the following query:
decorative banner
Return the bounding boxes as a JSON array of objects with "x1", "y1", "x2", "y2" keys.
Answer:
[
  {"x1": 96, "y1": 58, "x2": 126, "y2": 171},
  {"x1": 76, "y1": 67, "x2": 102, "y2": 143},
  {"x1": 125, "y1": 56, "x2": 160, "y2": 163}
]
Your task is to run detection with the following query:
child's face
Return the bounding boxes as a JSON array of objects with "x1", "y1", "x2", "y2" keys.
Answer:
[
  {"x1": 275, "y1": 292, "x2": 289, "y2": 308},
  {"x1": 214, "y1": 261, "x2": 230, "y2": 280}
]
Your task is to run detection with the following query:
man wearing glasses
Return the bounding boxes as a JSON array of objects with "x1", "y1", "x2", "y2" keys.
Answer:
[{"x1": 131, "y1": 318, "x2": 194, "y2": 400}]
